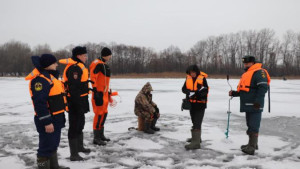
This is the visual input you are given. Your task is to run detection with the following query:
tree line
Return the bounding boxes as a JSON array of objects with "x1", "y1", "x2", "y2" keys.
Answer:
[{"x1": 0, "y1": 28, "x2": 299, "y2": 77}]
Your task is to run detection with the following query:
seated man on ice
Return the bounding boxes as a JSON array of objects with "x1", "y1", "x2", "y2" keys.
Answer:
[{"x1": 134, "y1": 82, "x2": 160, "y2": 134}]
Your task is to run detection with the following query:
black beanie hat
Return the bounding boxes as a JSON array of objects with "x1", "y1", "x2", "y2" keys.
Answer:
[
  {"x1": 101, "y1": 47, "x2": 112, "y2": 57},
  {"x1": 40, "y1": 54, "x2": 57, "y2": 68},
  {"x1": 72, "y1": 46, "x2": 87, "y2": 58}
]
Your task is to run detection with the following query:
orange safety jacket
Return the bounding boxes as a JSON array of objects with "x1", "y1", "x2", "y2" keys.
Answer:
[
  {"x1": 186, "y1": 72, "x2": 208, "y2": 103},
  {"x1": 237, "y1": 63, "x2": 271, "y2": 92},
  {"x1": 25, "y1": 68, "x2": 68, "y2": 116},
  {"x1": 89, "y1": 59, "x2": 110, "y2": 93},
  {"x1": 59, "y1": 58, "x2": 89, "y2": 97}
]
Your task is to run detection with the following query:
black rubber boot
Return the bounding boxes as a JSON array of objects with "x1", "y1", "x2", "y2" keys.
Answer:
[
  {"x1": 144, "y1": 121, "x2": 155, "y2": 134},
  {"x1": 186, "y1": 137, "x2": 202, "y2": 143},
  {"x1": 151, "y1": 118, "x2": 160, "y2": 131},
  {"x1": 93, "y1": 130, "x2": 106, "y2": 146},
  {"x1": 68, "y1": 138, "x2": 84, "y2": 161},
  {"x1": 241, "y1": 132, "x2": 258, "y2": 150},
  {"x1": 186, "y1": 138, "x2": 192, "y2": 142},
  {"x1": 99, "y1": 128, "x2": 111, "y2": 142},
  {"x1": 185, "y1": 129, "x2": 201, "y2": 150},
  {"x1": 49, "y1": 151, "x2": 70, "y2": 169},
  {"x1": 78, "y1": 133, "x2": 91, "y2": 153},
  {"x1": 241, "y1": 144, "x2": 258, "y2": 150},
  {"x1": 37, "y1": 156, "x2": 50, "y2": 169},
  {"x1": 186, "y1": 129, "x2": 202, "y2": 143},
  {"x1": 242, "y1": 133, "x2": 258, "y2": 155}
]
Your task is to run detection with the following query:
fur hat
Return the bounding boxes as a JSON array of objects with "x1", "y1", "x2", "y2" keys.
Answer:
[{"x1": 72, "y1": 46, "x2": 87, "y2": 58}]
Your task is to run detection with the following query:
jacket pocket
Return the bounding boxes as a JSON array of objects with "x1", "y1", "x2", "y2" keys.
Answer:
[{"x1": 94, "y1": 91, "x2": 103, "y2": 106}]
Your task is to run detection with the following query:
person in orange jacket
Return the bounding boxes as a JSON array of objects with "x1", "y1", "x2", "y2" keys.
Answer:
[
  {"x1": 59, "y1": 46, "x2": 90, "y2": 161},
  {"x1": 90, "y1": 47, "x2": 113, "y2": 146},
  {"x1": 229, "y1": 55, "x2": 270, "y2": 155},
  {"x1": 25, "y1": 54, "x2": 69, "y2": 169}
]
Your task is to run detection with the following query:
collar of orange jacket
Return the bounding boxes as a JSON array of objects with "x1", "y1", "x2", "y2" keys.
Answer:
[
  {"x1": 59, "y1": 58, "x2": 77, "y2": 65},
  {"x1": 247, "y1": 63, "x2": 262, "y2": 72}
]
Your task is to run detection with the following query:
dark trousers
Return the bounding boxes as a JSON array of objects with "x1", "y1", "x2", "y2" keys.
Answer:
[
  {"x1": 37, "y1": 126, "x2": 61, "y2": 157},
  {"x1": 246, "y1": 112, "x2": 262, "y2": 133},
  {"x1": 189, "y1": 108, "x2": 205, "y2": 130},
  {"x1": 68, "y1": 111, "x2": 85, "y2": 139}
]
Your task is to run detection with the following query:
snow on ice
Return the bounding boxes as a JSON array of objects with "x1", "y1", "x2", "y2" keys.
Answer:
[{"x1": 0, "y1": 77, "x2": 299, "y2": 169}]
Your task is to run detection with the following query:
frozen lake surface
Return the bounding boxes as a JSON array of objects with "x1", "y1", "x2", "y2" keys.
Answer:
[{"x1": 0, "y1": 77, "x2": 299, "y2": 169}]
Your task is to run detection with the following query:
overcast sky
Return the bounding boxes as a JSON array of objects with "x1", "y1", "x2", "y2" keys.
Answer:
[{"x1": 1, "y1": 0, "x2": 300, "y2": 52}]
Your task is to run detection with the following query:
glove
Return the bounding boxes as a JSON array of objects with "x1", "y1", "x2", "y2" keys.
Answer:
[
  {"x1": 229, "y1": 90, "x2": 239, "y2": 97},
  {"x1": 253, "y1": 103, "x2": 261, "y2": 110},
  {"x1": 154, "y1": 106, "x2": 159, "y2": 113}
]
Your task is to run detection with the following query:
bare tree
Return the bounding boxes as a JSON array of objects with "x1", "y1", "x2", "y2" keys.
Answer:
[
  {"x1": 0, "y1": 41, "x2": 31, "y2": 76},
  {"x1": 295, "y1": 33, "x2": 300, "y2": 72},
  {"x1": 33, "y1": 44, "x2": 52, "y2": 56},
  {"x1": 281, "y1": 30, "x2": 296, "y2": 75},
  {"x1": 189, "y1": 40, "x2": 207, "y2": 68},
  {"x1": 1, "y1": 28, "x2": 300, "y2": 76},
  {"x1": 257, "y1": 29, "x2": 275, "y2": 64}
]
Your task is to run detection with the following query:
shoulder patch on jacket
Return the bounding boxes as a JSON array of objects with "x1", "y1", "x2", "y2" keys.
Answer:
[
  {"x1": 261, "y1": 71, "x2": 266, "y2": 78},
  {"x1": 34, "y1": 82, "x2": 43, "y2": 91}
]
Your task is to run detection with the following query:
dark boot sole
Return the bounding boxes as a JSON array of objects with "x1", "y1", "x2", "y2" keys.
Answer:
[
  {"x1": 185, "y1": 146, "x2": 201, "y2": 150},
  {"x1": 101, "y1": 138, "x2": 111, "y2": 142},
  {"x1": 78, "y1": 149, "x2": 91, "y2": 154},
  {"x1": 93, "y1": 141, "x2": 106, "y2": 146},
  {"x1": 151, "y1": 127, "x2": 160, "y2": 131},
  {"x1": 242, "y1": 149, "x2": 255, "y2": 155},
  {"x1": 241, "y1": 145, "x2": 258, "y2": 150},
  {"x1": 70, "y1": 157, "x2": 84, "y2": 161}
]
